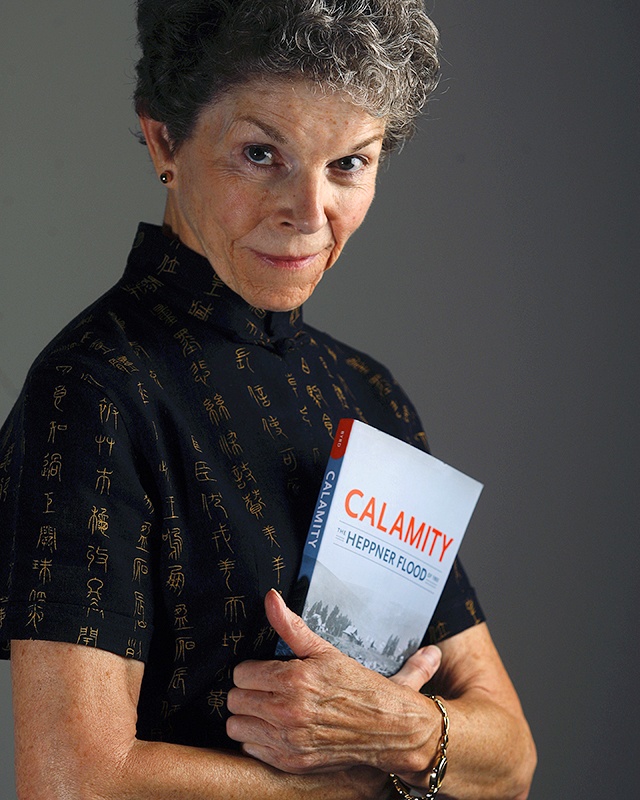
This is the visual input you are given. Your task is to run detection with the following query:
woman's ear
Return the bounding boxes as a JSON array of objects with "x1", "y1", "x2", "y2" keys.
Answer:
[{"x1": 138, "y1": 116, "x2": 176, "y2": 179}]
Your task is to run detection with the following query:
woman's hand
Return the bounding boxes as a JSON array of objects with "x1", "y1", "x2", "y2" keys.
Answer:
[{"x1": 226, "y1": 589, "x2": 442, "y2": 775}]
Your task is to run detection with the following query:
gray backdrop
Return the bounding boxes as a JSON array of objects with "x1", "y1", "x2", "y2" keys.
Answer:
[{"x1": 1, "y1": 2, "x2": 638, "y2": 798}]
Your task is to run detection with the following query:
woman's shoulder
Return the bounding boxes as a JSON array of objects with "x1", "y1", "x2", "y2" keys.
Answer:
[
  {"x1": 302, "y1": 322, "x2": 429, "y2": 451},
  {"x1": 302, "y1": 323, "x2": 396, "y2": 379},
  {"x1": 2, "y1": 285, "x2": 164, "y2": 458}
]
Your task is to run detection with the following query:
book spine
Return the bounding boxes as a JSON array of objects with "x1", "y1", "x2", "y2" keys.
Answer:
[
  {"x1": 297, "y1": 418, "x2": 353, "y2": 583},
  {"x1": 274, "y1": 419, "x2": 354, "y2": 657}
]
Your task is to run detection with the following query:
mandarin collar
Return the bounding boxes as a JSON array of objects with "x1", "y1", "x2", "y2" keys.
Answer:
[{"x1": 122, "y1": 223, "x2": 306, "y2": 347}]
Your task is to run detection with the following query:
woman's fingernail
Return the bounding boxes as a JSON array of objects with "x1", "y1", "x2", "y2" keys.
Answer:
[{"x1": 422, "y1": 645, "x2": 442, "y2": 669}]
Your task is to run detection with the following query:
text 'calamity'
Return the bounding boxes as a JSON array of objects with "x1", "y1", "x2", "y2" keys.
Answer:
[{"x1": 344, "y1": 489, "x2": 454, "y2": 563}]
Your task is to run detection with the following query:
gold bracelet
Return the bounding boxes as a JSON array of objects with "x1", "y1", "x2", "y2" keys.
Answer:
[{"x1": 390, "y1": 694, "x2": 449, "y2": 799}]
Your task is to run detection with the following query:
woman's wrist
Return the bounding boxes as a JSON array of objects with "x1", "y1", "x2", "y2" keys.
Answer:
[{"x1": 390, "y1": 694, "x2": 449, "y2": 799}]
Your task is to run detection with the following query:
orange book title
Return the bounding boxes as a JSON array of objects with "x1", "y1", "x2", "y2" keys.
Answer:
[{"x1": 344, "y1": 489, "x2": 454, "y2": 563}]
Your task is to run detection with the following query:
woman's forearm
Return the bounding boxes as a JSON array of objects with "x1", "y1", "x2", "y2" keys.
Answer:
[
  {"x1": 392, "y1": 690, "x2": 536, "y2": 800},
  {"x1": 114, "y1": 741, "x2": 390, "y2": 800},
  {"x1": 389, "y1": 621, "x2": 537, "y2": 800},
  {"x1": 17, "y1": 735, "x2": 390, "y2": 800}
]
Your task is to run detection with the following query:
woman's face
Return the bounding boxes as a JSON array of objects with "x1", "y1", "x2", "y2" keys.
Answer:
[{"x1": 157, "y1": 78, "x2": 385, "y2": 311}]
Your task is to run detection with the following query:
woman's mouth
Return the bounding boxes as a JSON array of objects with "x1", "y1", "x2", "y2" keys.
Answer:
[{"x1": 252, "y1": 251, "x2": 321, "y2": 270}]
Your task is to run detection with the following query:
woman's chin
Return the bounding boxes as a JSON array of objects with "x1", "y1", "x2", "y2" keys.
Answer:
[
  {"x1": 241, "y1": 284, "x2": 319, "y2": 313},
  {"x1": 232, "y1": 270, "x2": 327, "y2": 312}
]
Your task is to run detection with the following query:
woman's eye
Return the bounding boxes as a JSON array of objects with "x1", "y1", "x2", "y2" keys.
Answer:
[
  {"x1": 334, "y1": 155, "x2": 366, "y2": 173},
  {"x1": 245, "y1": 145, "x2": 275, "y2": 166}
]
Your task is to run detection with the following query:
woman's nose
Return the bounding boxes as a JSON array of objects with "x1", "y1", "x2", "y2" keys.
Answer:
[{"x1": 278, "y1": 171, "x2": 329, "y2": 234}]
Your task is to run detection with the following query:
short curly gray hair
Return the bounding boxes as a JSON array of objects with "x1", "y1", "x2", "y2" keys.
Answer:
[{"x1": 134, "y1": 0, "x2": 439, "y2": 153}]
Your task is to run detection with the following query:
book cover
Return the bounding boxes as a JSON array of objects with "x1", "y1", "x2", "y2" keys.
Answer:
[{"x1": 279, "y1": 418, "x2": 483, "y2": 676}]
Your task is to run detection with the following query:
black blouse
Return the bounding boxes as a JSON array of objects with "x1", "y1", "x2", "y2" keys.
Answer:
[{"x1": 0, "y1": 223, "x2": 484, "y2": 747}]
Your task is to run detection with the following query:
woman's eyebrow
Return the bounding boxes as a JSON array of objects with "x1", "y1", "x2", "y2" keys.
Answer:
[
  {"x1": 237, "y1": 116, "x2": 288, "y2": 144},
  {"x1": 236, "y1": 116, "x2": 383, "y2": 153},
  {"x1": 350, "y1": 134, "x2": 384, "y2": 152}
]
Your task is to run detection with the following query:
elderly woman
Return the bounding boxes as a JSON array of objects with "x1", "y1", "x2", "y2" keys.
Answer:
[{"x1": 0, "y1": 1, "x2": 535, "y2": 798}]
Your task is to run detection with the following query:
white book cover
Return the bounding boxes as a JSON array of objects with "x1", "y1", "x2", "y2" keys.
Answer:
[{"x1": 279, "y1": 418, "x2": 483, "y2": 676}]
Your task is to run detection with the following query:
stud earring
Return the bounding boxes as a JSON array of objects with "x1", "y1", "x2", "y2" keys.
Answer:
[{"x1": 160, "y1": 171, "x2": 172, "y2": 184}]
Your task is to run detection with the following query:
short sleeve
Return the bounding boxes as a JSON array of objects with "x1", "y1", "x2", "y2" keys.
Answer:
[{"x1": 0, "y1": 363, "x2": 157, "y2": 662}]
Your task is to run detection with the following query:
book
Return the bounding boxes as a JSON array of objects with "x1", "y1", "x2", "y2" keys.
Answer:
[{"x1": 278, "y1": 418, "x2": 483, "y2": 676}]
